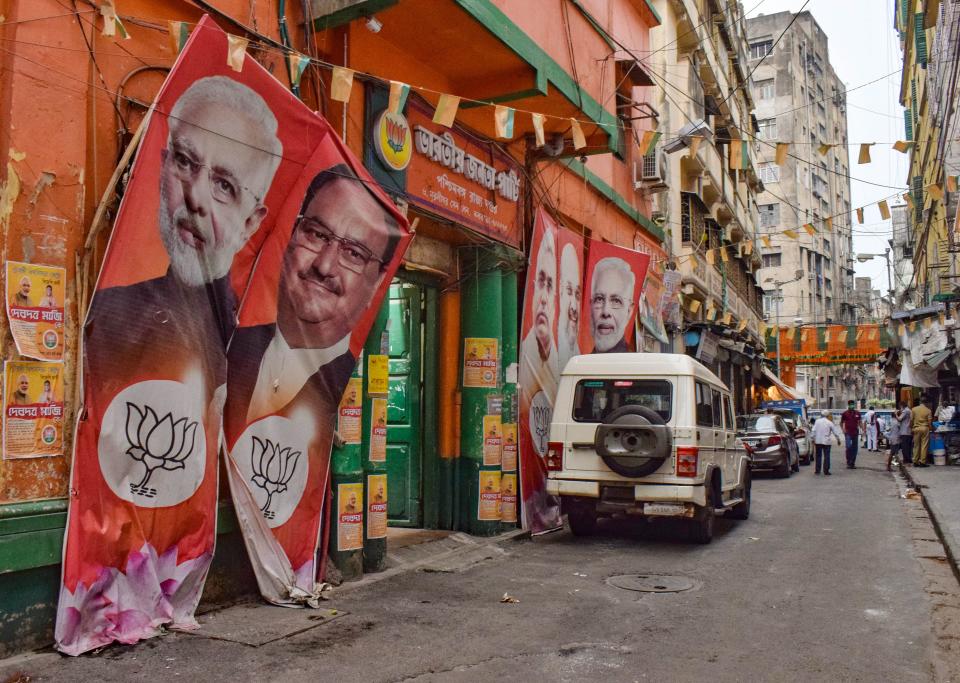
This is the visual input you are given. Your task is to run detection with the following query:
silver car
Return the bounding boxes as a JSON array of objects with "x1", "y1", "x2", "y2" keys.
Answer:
[{"x1": 736, "y1": 414, "x2": 800, "y2": 477}]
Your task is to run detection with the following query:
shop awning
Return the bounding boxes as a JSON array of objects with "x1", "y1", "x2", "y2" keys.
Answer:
[{"x1": 761, "y1": 366, "x2": 812, "y2": 402}]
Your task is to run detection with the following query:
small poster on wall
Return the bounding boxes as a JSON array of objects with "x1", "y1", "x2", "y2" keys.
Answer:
[
  {"x1": 369, "y1": 398, "x2": 388, "y2": 462},
  {"x1": 482, "y1": 414, "x2": 502, "y2": 466},
  {"x1": 463, "y1": 338, "x2": 498, "y2": 388},
  {"x1": 337, "y1": 482, "x2": 364, "y2": 551},
  {"x1": 478, "y1": 470, "x2": 502, "y2": 521},
  {"x1": 501, "y1": 423, "x2": 517, "y2": 471},
  {"x1": 366, "y1": 474, "x2": 388, "y2": 539},
  {"x1": 5, "y1": 261, "x2": 66, "y2": 361},
  {"x1": 501, "y1": 473, "x2": 518, "y2": 523},
  {"x1": 3, "y1": 360, "x2": 64, "y2": 459},
  {"x1": 338, "y1": 378, "x2": 363, "y2": 444}
]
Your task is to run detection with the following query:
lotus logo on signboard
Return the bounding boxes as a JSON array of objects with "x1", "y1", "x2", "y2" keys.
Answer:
[{"x1": 374, "y1": 110, "x2": 412, "y2": 171}]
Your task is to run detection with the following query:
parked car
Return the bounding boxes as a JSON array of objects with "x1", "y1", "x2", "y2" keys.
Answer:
[
  {"x1": 736, "y1": 413, "x2": 799, "y2": 477},
  {"x1": 545, "y1": 353, "x2": 751, "y2": 544},
  {"x1": 768, "y1": 408, "x2": 812, "y2": 465}
]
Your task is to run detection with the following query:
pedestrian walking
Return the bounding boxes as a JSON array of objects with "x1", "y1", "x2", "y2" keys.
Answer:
[
  {"x1": 886, "y1": 406, "x2": 902, "y2": 471},
  {"x1": 895, "y1": 402, "x2": 912, "y2": 466},
  {"x1": 912, "y1": 396, "x2": 933, "y2": 467},
  {"x1": 812, "y1": 411, "x2": 843, "y2": 475},
  {"x1": 840, "y1": 401, "x2": 863, "y2": 469},
  {"x1": 865, "y1": 406, "x2": 879, "y2": 451}
]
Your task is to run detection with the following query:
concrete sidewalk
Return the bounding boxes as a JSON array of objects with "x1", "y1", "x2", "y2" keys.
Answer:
[{"x1": 901, "y1": 461, "x2": 960, "y2": 574}]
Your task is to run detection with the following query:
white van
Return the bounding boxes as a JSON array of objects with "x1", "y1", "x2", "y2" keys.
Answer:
[{"x1": 544, "y1": 353, "x2": 751, "y2": 543}]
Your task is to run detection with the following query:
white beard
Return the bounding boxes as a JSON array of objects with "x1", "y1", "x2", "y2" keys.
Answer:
[{"x1": 158, "y1": 189, "x2": 236, "y2": 287}]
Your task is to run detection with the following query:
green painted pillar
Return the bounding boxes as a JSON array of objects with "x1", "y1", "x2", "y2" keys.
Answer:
[
  {"x1": 363, "y1": 303, "x2": 390, "y2": 573},
  {"x1": 500, "y1": 267, "x2": 519, "y2": 531},
  {"x1": 330, "y1": 363, "x2": 364, "y2": 582},
  {"x1": 460, "y1": 248, "x2": 504, "y2": 536}
]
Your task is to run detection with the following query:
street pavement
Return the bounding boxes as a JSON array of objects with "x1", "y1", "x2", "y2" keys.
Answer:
[
  {"x1": 903, "y1": 461, "x2": 960, "y2": 569},
  {"x1": 3, "y1": 451, "x2": 956, "y2": 682}
]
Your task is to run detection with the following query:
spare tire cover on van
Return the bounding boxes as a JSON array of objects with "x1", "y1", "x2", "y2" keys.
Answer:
[{"x1": 594, "y1": 405, "x2": 672, "y2": 478}]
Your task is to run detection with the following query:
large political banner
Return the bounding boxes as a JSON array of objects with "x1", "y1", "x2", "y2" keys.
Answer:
[
  {"x1": 56, "y1": 17, "x2": 409, "y2": 655},
  {"x1": 579, "y1": 240, "x2": 650, "y2": 354}
]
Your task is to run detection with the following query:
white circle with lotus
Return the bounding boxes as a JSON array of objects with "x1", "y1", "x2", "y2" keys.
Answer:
[{"x1": 98, "y1": 380, "x2": 207, "y2": 508}]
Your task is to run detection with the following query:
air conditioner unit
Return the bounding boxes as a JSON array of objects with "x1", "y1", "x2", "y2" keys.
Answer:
[{"x1": 634, "y1": 149, "x2": 668, "y2": 193}]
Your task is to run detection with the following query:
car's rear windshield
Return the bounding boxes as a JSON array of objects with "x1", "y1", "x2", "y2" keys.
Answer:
[
  {"x1": 737, "y1": 415, "x2": 777, "y2": 432},
  {"x1": 572, "y1": 379, "x2": 672, "y2": 423}
]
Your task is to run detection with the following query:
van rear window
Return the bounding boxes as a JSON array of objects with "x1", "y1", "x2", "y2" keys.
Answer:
[{"x1": 572, "y1": 380, "x2": 672, "y2": 423}]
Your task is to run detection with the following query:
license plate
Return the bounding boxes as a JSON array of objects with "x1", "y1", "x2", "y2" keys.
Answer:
[
  {"x1": 644, "y1": 503, "x2": 685, "y2": 516},
  {"x1": 743, "y1": 439, "x2": 760, "y2": 447}
]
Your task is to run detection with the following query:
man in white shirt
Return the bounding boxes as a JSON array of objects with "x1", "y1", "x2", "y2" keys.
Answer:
[
  {"x1": 864, "y1": 407, "x2": 879, "y2": 451},
  {"x1": 812, "y1": 411, "x2": 844, "y2": 476}
]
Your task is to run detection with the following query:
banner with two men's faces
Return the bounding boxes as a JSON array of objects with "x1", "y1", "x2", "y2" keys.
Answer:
[
  {"x1": 518, "y1": 209, "x2": 649, "y2": 533},
  {"x1": 56, "y1": 18, "x2": 411, "y2": 655}
]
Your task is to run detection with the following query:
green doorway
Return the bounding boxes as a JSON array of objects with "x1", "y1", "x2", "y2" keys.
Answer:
[{"x1": 385, "y1": 274, "x2": 439, "y2": 528}]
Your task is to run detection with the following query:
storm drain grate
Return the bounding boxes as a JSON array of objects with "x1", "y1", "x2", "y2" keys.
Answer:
[{"x1": 606, "y1": 574, "x2": 700, "y2": 593}]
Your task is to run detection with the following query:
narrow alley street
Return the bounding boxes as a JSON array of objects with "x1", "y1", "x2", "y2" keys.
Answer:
[{"x1": 6, "y1": 451, "x2": 957, "y2": 682}]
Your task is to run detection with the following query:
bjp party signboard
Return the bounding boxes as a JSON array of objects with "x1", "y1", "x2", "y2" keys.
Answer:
[
  {"x1": 6, "y1": 261, "x2": 66, "y2": 360},
  {"x1": 57, "y1": 17, "x2": 411, "y2": 656},
  {"x1": 578, "y1": 239, "x2": 650, "y2": 355},
  {"x1": 3, "y1": 360, "x2": 64, "y2": 459}
]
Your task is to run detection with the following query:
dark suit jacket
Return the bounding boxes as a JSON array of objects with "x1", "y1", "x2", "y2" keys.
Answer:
[
  {"x1": 224, "y1": 323, "x2": 357, "y2": 442},
  {"x1": 84, "y1": 272, "x2": 235, "y2": 401}
]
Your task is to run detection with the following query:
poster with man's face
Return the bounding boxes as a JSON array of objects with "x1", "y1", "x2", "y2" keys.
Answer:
[
  {"x1": 556, "y1": 231, "x2": 584, "y2": 373},
  {"x1": 579, "y1": 240, "x2": 650, "y2": 354},
  {"x1": 57, "y1": 18, "x2": 410, "y2": 656}
]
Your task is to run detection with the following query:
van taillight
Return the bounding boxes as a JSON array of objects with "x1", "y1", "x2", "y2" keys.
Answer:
[
  {"x1": 676, "y1": 446, "x2": 699, "y2": 477},
  {"x1": 545, "y1": 442, "x2": 563, "y2": 471}
]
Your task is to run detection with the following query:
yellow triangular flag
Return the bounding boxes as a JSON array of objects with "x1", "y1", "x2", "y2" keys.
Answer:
[
  {"x1": 720, "y1": 311, "x2": 731, "y2": 325},
  {"x1": 824, "y1": 330, "x2": 831, "y2": 344},
  {"x1": 688, "y1": 299, "x2": 701, "y2": 314},
  {"x1": 729, "y1": 139, "x2": 743, "y2": 169},
  {"x1": 868, "y1": 328, "x2": 878, "y2": 340},
  {"x1": 100, "y1": 1, "x2": 118, "y2": 36},
  {"x1": 856, "y1": 207, "x2": 864, "y2": 224},
  {"x1": 168, "y1": 21, "x2": 190, "y2": 55},
  {"x1": 818, "y1": 143, "x2": 832, "y2": 156},
  {"x1": 689, "y1": 252, "x2": 699, "y2": 269},
  {"x1": 570, "y1": 118, "x2": 586, "y2": 150},
  {"x1": 786, "y1": 327, "x2": 796, "y2": 340},
  {"x1": 802, "y1": 223, "x2": 816, "y2": 236},
  {"x1": 433, "y1": 95, "x2": 460, "y2": 127},
  {"x1": 909, "y1": 321, "x2": 917, "y2": 332},
  {"x1": 688, "y1": 135, "x2": 702, "y2": 158},
  {"x1": 939, "y1": 312, "x2": 947, "y2": 325},
  {"x1": 893, "y1": 140, "x2": 913, "y2": 153},
  {"x1": 825, "y1": 217, "x2": 833, "y2": 231},
  {"x1": 801, "y1": 329, "x2": 810, "y2": 342},
  {"x1": 531, "y1": 113, "x2": 545, "y2": 147},
  {"x1": 761, "y1": 235, "x2": 772, "y2": 248},
  {"x1": 744, "y1": 240, "x2": 753, "y2": 255},
  {"x1": 330, "y1": 67, "x2": 354, "y2": 103},
  {"x1": 707, "y1": 306, "x2": 717, "y2": 322},
  {"x1": 226, "y1": 35, "x2": 249, "y2": 72},
  {"x1": 839, "y1": 329, "x2": 849, "y2": 342},
  {"x1": 775, "y1": 142, "x2": 789, "y2": 166},
  {"x1": 738, "y1": 319, "x2": 748, "y2": 332},
  {"x1": 759, "y1": 321, "x2": 767, "y2": 336},
  {"x1": 706, "y1": 249, "x2": 716, "y2": 265},
  {"x1": 897, "y1": 323, "x2": 906, "y2": 336},
  {"x1": 878, "y1": 199, "x2": 890, "y2": 220},
  {"x1": 783, "y1": 229, "x2": 798, "y2": 239},
  {"x1": 923, "y1": 317, "x2": 933, "y2": 329},
  {"x1": 903, "y1": 192, "x2": 915, "y2": 209},
  {"x1": 720, "y1": 246, "x2": 729, "y2": 263},
  {"x1": 949, "y1": 176, "x2": 958, "y2": 193},
  {"x1": 858, "y1": 143, "x2": 873, "y2": 164},
  {"x1": 929, "y1": 183, "x2": 944, "y2": 201}
]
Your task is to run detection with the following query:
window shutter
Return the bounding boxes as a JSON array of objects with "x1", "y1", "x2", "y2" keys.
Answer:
[
  {"x1": 915, "y1": 13, "x2": 928, "y2": 65},
  {"x1": 904, "y1": 108, "x2": 913, "y2": 140}
]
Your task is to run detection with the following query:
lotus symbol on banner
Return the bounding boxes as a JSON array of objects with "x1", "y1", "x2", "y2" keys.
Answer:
[
  {"x1": 249, "y1": 436, "x2": 301, "y2": 520},
  {"x1": 124, "y1": 403, "x2": 199, "y2": 497}
]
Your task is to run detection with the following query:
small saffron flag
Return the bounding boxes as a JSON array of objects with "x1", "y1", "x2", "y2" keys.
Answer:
[
  {"x1": 706, "y1": 249, "x2": 716, "y2": 266},
  {"x1": 570, "y1": 118, "x2": 586, "y2": 150},
  {"x1": 761, "y1": 235, "x2": 772, "y2": 249},
  {"x1": 689, "y1": 252, "x2": 699, "y2": 269},
  {"x1": 433, "y1": 94, "x2": 460, "y2": 127},
  {"x1": 389, "y1": 81, "x2": 410, "y2": 114},
  {"x1": 858, "y1": 143, "x2": 873, "y2": 164},
  {"x1": 168, "y1": 21, "x2": 190, "y2": 55},
  {"x1": 531, "y1": 113, "x2": 545, "y2": 147},
  {"x1": 729, "y1": 139, "x2": 743, "y2": 170},
  {"x1": 878, "y1": 199, "x2": 891, "y2": 220},
  {"x1": 721, "y1": 311, "x2": 732, "y2": 325},
  {"x1": 330, "y1": 67, "x2": 354, "y2": 103},
  {"x1": 642, "y1": 130, "x2": 662, "y2": 155},
  {"x1": 744, "y1": 240, "x2": 753, "y2": 255},
  {"x1": 100, "y1": 1, "x2": 130, "y2": 39},
  {"x1": 949, "y1": 176, "x2": 958, "y2": 193},
  {"x1": 226, "y1": 35, "x2": 249, "y2": 72},
  {"x1": 802, "y1": 223, "x2": 816, "y2": 236},
  {"x1": 825, "y1": 216, "x2": 833, "y2": 231},
  {"x1": 738, "y1": 318, "x2": 748, "y2": 332},
  {"x1": 856, "y1": 207, "x2": 864, "y2": 224},
  {"x1": 286, "y1": 52, "x2": 310, "y2": 90},
  {"x1": 903, "y1": 192, "x2": 915, "y2": 209},
  {"x1": 783, "y1": 229, "x2": 798, "y2": 239},
  {"x1": 893, "y1": 140, "x2": 913, "y2": 153},
  {"x1": 688, "y1": 135, "x2": 702, "y2": 158},
  {"x1": 720, "y1": 246, "x2": 729, "y2": 263},
  {"x1": 817, "y1": 143, "x2": 832, "y2": 156},
  {"x1": 929, "y1": 183, "x2": 944, "y2": 201},
  {"x1": 495, "y1": 106, "x2": 515, "y2": 139},
  {"x1": 706, "y1": 306, "x2": 717, "y2": 322},
  {"x1": 775, "y1": 142, "x2": 790, "y2": 165},
  {"x1": 688, "y1": 298, "x2": 701, "y2": 314},
  {"x1": 839, "y1": 329, "x2": 848, "y2": 342},
  {"x1": 923, "y1": 317, "x2": 933, "y2": 329}
]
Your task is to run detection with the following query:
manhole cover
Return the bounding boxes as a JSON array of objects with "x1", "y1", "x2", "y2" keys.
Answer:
[{"x1": 606, "y1": 574, "x2": 699, "y2": 593}]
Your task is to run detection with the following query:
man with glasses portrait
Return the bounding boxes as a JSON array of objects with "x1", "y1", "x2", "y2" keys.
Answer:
[
  {"x1": 589, "y1": 257, "x2": 635, "y2": 353},
  {"x1": 225, "y1": 163, "x2": 402, "y2": 432}
]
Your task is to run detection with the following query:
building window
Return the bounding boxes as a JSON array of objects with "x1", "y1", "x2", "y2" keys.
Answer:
[
  {"x1": 760, "y1": 162, "x2": 780, "y2": 184},
  {"x1": 763, "y1": 294, "x2": 776, "y2": 316},
  {"x1": 762, "y1": 253, "x2": 782, "y2": 267},
  {"x1": 757, "y1": 79, "x2": 775, "y2": 100},
  {"x1": 750, "y1": 40, "x2": 773, "y2": 60},
  {"x1": 759, "y1": 203, "x2": 780, "y2": 227},
  {"x1": 758, "y1": 118, "x2": 778, "y2": 139}
]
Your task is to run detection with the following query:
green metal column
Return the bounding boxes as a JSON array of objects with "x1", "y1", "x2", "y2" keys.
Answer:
[
  {"x1": 330, "y1": 365, "x2": 364, "y2": 582},
  {"x1": 459, "y1": 248, "x2": 503, "y2": 536},
  {"x1": 363, "y1": 303, "x2": 389, "y2": 573},
  {"x1": 500, "y1": 267, "x2": 519, "y2": 531}
]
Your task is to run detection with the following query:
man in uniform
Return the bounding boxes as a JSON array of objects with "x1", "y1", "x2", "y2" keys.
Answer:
[{"x1": 912, "y1": 396, "x2": 933, "y2": 467}]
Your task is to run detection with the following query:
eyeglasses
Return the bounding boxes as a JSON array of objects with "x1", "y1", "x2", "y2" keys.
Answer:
[
  {"x1": 165, "y1": 145, "x2": 260, "y2": 205},
  {"x1": 591, "y1": 294, "x2": 626, "y2": 310},
  {"x1": 292, "y1": 216, "x2": 384, "y2": 272}
]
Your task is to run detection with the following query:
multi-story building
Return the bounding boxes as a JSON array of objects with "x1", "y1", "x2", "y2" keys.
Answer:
[
  {"x1": 897, "y1": 0, "x2": 960, "y2": 305},
  {"x1": 648, "y1": 0, "x2": 768, "y2": 414},
  {"x1": 746, "y1": 10, "x2": 855, "y2": 408},
  {"x1": 890, "y1": 203, "x2": 916, "y2": 306}
]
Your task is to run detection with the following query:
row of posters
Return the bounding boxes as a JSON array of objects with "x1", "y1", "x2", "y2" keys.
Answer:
[
  {"x1": 518, "y1": 208, "x2": 650, "y2": 533},
  {"x1": 56, "y1": 18, "x2": 412, "y2": 656},
  {"x1": 477, "y1": 471, "x2": 518, "y2": 522}
]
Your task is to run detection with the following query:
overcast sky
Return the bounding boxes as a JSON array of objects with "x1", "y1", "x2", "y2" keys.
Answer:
[{"x1": 746, "y1": 0, "x2": 908, "y2": 296}]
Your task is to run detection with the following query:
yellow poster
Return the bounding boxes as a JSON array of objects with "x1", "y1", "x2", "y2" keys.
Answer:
[
  {"x1": 366, "y1": 474, "x2": 388, "y2": 539},
  {"x1": 3, "y1": 360, "x2": 64, "y2": 459},
  {"x1": 482, "y1": 414, "x2": 502, "y2": 466},
  {"x1": 338, "y1": 377, "x2": 363, "y2": 444},
  {"x1": 501, "y1": 423, "x2": 517, "y2": 472},
  {"x1": 463, "y1": 338, "x2": 498, "y2": 388},
  {"x1": 478, "y1": 469, "x2": 501, "y2": 521},
  {"x1": 368, "y1": 354, "x2": 389, "y2": 396},
  {"x1": 337, "y1": 482, "x2": 364, "y2": 550},
  {"x1": 5, "y1": 261, "x2": 66, "y2": 361},
  {"x1": 501, "y1": 473, "x2": 518, "y2": 523},
  {"x1": 369, "y1": 398, "x2": 387, "y2": 462}
]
